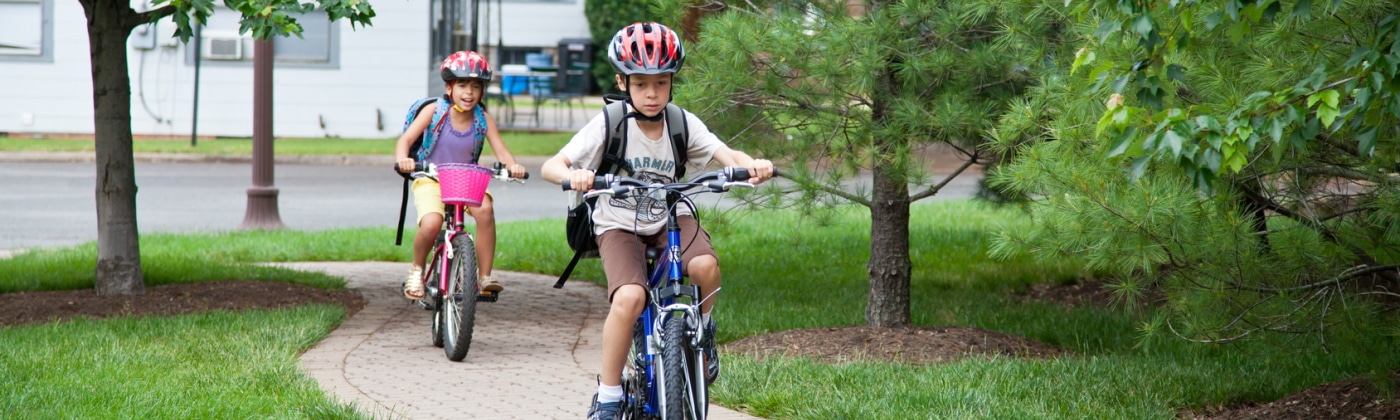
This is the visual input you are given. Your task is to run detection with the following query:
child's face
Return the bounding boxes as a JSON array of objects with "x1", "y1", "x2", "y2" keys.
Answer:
[
  {"x1": 445, "y1": 79, "x2": 484, "y2": 110},
  {"x1": 616, "y1": 73, "x2": 672, "y2": 117}
]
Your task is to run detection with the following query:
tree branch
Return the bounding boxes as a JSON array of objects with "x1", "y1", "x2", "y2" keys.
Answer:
[
  {"x1": 130, "y1": 5, "x2": 177, "y2": 30},
  {"x1": 910, "y1": 149, "x2": 979, "y2": 202},
  {"x1": 778, "y1": 172, "x2": 872, "y2": 207}
]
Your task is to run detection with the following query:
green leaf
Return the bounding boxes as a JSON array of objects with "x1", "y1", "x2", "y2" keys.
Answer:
[
  {"x1": 1267, "y1": 116, "x2": 1284, "y2": 144},
  {"x1": 1262, "y1": 0, "x2": 1282, "y2": 20},
  {"x1": 1128, "y1": 156, "x2": 1151, "y2": 180},
  {"x1": 1164, "y1": 129, "x2": 1187, "y2": 156},
  {"x1": 1203, "y1": 11, "x2": 1224, "y2": 30},
  {"x1": 1227, "y1": 20, "x2": 1251, "y2": 43},
  {"x1": 1072, "y1": 47, "x2": 1096, "y2": 75},
  {"x1": 1357, "y1": 126, "x2": 1379, "y2": 155},
  {"x1": 1107, "y1": 126, "x2": 1138, "y2": 157},
  {"x1": 1225, "y1": 145, "x2": 1249, "y2": 172},
  {"x1": 1166, "y1": 64, "x2": 1188, "y2": 83},
  {"x1": 1132, "y1": 15, "x2": 1155, "y2": 38},
  {"x1": 1293, "y1": 0, "x2": 1313, "y2": 20},
  {"x1": 1111, "y1": 74, "x2": 1131, "y2": 94},
  {"x1": 1318, "y1": 104, "x2": 1340, "y2": 127},
  {"x1": 1095, "y1": 19, "x2": 1122, "y2": 42}
]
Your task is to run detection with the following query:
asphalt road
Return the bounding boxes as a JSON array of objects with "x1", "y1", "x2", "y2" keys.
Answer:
[{"x1": 1, "y1": 158, "x2": 982, "y2": 252}]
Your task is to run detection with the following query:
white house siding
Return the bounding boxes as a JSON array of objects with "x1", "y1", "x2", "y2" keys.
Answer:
[
  {"x1": 0, "y1": 0, "x2": 589, "y2": 139},
  {"x1": 492, "y1": 1, "x2": 590, "y2": 48},
  {"x1": 0, "y1": 1, "x2": 430, "y2": 139}
]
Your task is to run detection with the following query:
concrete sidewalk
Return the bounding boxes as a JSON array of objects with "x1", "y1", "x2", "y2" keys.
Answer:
[{"x1": 278, "y1": 262, "x2": 758, "y2": 420}]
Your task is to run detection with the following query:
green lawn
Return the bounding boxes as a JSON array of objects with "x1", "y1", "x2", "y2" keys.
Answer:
[
  {"x1": 0, "y1": 132, "x2": 573, "y2": 158},
  {"x1": 1, "y1": 201, "x2": 1396, "y2": 418}
]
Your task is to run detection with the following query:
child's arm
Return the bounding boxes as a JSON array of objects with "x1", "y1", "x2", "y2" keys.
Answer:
[
  {"x1": 482, "y1": 112, "x2": 526, "y2": 178},
  {"x1": 395, "y1": 105, "x2": 437, "y2": 172}
]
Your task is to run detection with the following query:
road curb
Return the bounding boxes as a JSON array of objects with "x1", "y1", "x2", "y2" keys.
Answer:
[{"x1": 0, "y1": 152, "x2": 552, "y2": 167}]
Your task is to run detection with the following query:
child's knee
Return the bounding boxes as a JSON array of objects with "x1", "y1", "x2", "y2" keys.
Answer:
[
  {"x1": 688, "y1": 255, "x2": 719, "y2": 279},
  {"x1": 609, "y1": 285, "x2": 646, "y2": 317}
]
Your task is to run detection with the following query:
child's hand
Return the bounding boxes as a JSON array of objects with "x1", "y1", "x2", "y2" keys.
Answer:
[
  {"x1": 569, "y1": 169, "x2": 596, "y2": 192},
  {"x1": 748, "y1": 159, "x2": 775, "y2": 184},
  {"x1": 396, "y1": 158, "x2": 415, "y2": 173},
  {"x1": 506, "y1": 163, "x2": 527, "y2": 179}
]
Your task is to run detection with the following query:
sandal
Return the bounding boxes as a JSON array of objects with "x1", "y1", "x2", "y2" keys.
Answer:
[
  {"x1": 403, "y1": 266, "x2": 425, "y2": 300},
  {"x1": 481, "y1": 275, "x2": 503, "y2": 293}
]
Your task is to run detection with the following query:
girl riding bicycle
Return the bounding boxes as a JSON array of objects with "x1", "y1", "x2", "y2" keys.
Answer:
[
  {"x1": 396, "y1": 50, "x2": 526, "y2": 300},
  {"x1": 539, "y1": 22, "x2": 774, "y2": 420}
]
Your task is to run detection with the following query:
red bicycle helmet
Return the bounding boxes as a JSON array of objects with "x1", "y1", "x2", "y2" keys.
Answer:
[
  {"x1": 607, "y1": 22, "x2": 685, "y2": 75},
  {"x1": 440, "y1": 51, "x2": 492, "y2": 82}
]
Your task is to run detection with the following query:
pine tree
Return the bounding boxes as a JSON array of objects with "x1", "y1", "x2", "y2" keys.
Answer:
[
  {"x1": 990, "y1": 0, "x2": 1400, "y2": 345},
  {"x1": 671, "y1": 0, "x2": 1066, "y2": 326}
]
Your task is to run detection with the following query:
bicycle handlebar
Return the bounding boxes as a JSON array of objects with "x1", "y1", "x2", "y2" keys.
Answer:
[
  {"x1": 394, "y1": 161, "x2": 530, "y2": 181},
  {"x1": 560, "y1": 166, "x2": 774, "y2": 194}
]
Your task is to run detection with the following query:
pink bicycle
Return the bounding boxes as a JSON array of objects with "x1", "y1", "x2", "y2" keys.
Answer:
[{"x1": 408, "y1": 161, "x2": 525, "y2": 361}]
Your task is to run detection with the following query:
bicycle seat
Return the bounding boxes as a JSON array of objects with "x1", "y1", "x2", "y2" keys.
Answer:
[{"x1": 645, "y1": 247, "x2": 662, "y2": 261}]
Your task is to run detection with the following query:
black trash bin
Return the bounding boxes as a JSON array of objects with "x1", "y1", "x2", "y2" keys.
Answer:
[{"x1": 557, "y1": 38, "x2": 595, "y2": 95}]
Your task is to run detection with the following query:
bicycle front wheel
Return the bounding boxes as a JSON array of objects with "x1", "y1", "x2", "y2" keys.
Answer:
[
  {"x1": 659, "y1": 315, "x2": 705, "y2": 420},
  {"x1": 442, "y1": 234, "x2": 479, "y2": 361}
]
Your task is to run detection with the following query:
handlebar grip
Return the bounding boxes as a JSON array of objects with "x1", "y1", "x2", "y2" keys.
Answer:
[
  {"x1": 727, "y1": 167, "x2": 750, "y2": 181},
  {"x1": 394, "y1": 161, "x2": 427, "y2": 173},
  {"x1": 561, "y1": 175, "x2": 611, "y2": 191}
]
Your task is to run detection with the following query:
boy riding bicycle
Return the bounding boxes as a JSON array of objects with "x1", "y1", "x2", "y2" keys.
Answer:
[
  {"x1": 396, "y1": 50, "x2": 526, "y2": 300},
  {"x1": 539, "y1": 22, "x2": 774, "y2": 420}
]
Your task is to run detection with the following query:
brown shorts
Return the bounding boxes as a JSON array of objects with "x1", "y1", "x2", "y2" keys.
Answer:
[{"x1": 596, "y1": 215, "x2": 717, "y2": 301}]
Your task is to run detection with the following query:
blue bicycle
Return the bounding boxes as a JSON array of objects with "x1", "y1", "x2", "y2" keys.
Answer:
[{"x1": 565, "y1": 167, "x2": 760, "y2": 420}]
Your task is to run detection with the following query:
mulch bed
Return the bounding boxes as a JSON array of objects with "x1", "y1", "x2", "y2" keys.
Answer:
[
  {"x1": 0, "y1": 280, "x2": 364, "y2": 328},
  {"x1": 723, "y1": 325, "x2": 1064, "y2": 364},
  {"x1": 1182, "y1": 370, "x2": 1400, "y2": 419}
]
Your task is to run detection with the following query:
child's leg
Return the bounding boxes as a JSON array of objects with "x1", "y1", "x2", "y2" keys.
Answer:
[
  {"x1": 414, "y1": 212, "x2": 444, "y2": 268},
  {"x1": 596, "y1": 230, "x2": 651, "y2": 388},
  {"x1": 601, "y1": 284, "x2": 646, "y2": 386},
  {"x1": 469, "y1": 194, "x2": 495, "y2": 278}
]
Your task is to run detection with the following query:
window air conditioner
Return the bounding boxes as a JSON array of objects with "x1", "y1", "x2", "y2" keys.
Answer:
[{"x1": 201, "y1": 33, "x2": 244, "y2": 60}]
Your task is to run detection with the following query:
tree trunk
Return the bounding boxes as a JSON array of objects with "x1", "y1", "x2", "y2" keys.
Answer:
[
  {"x1": 866, "y1": 36, "x2": 912, "y2": 326},
  {"x1": 81, "y1": 0, "x2": 144, "y2": 295},
  {"x1": 866, "y1": 164, "x2": 912, "y2": 327}
]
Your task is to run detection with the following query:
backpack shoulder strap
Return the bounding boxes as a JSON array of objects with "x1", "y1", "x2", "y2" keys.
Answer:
[
  {"x1": 598, "y1": 101, "x2": 631, "y2": 176},
  {"x1": 417, "y1": 96, "x2": 451, "y2": 161},
  {"x1": 664, "y1": 103, "x2": 689, "y2": 180}
]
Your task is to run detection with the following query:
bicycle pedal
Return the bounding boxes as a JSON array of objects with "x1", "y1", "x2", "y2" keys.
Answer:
[{"x1": 476, "y1": 291, "x2": 499, "y2": 302}]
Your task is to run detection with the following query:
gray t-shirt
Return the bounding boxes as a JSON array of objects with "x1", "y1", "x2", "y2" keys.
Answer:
[{"x1": 560, "y1": 107, "x2": 724, "y2": 235}]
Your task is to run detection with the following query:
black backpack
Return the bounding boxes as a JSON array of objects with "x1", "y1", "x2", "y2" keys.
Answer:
[{"x1": 554, "y1": 99, "x2": 690, "y2": 288}]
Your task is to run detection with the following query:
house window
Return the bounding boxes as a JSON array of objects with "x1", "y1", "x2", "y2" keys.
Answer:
[
  {"x1": 186, "y1": 8, "x2": 339, "y2": 68},
  {"x1": 0, "y1": 0, "x2": 53, "y2": 62}
]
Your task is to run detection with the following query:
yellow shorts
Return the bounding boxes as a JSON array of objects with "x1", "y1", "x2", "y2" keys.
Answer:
[{"x1": 411, "y1": 177, "x2": 493, "y2": 225}]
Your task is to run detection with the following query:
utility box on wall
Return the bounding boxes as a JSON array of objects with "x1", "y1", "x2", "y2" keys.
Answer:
[{"x1": 557, "y1": 38, "x2": 595, "y2": 94}]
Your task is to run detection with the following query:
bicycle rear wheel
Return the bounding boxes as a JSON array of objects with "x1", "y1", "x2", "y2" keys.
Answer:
[
  {"x1": 659, "y1": 315, "x2": 705, "y2": 419},
  {"x1": 621, "y1": 319, "x2": 650, "y2": 419},
  {"x1": 442, "y1": 234, "x2": 479, "y2": 361}
]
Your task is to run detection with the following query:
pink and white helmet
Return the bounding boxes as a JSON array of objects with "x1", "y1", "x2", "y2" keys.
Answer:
[{"x1": 440, "y1": 51, "x2": 492, "y2": 82}]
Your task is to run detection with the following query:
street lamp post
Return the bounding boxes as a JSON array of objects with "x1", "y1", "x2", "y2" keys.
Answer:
[{"x1": 241, "y1": 38, "x2": 285, "y2": 229}]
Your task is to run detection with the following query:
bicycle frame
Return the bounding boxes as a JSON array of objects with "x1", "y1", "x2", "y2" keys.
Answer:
[
  {"x1": 634, "y1": 190, "x2": 706, "y2": 419},
  {"x1": 429, "y1": 203, "x2": 470, "y2": 301}
]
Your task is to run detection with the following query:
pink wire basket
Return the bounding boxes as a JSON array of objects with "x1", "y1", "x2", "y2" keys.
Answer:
[{"x1": 436, "y1": 163, "x2": 491, "y2": 207}]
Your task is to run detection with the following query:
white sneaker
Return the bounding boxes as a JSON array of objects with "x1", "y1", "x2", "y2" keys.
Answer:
[
  {"x1": 403, "y1": 266, "x2": 425, "y2": 299},
  {"x1": 480, "y1": 275, "x2": 503, "y2": 293}
]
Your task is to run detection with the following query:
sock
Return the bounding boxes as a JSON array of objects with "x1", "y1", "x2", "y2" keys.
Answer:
[
  {"x1": 597, "y1": 384, "x2": 624, "y2": 403},
  {"x1": 702, "y1": 312, "x2": 712, "y2": 326}
]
